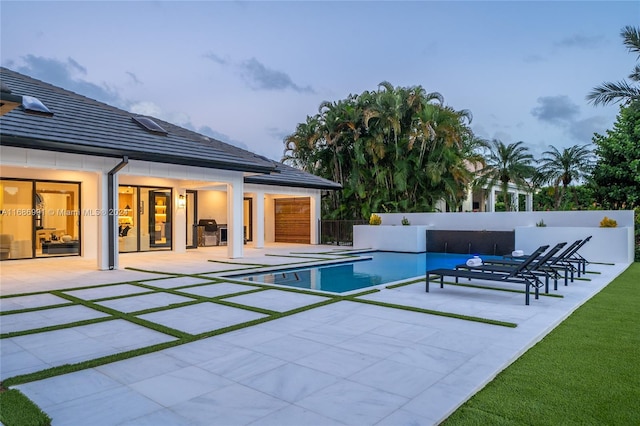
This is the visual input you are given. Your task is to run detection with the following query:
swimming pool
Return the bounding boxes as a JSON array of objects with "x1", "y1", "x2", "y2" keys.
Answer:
[{"x1": 229, "y1": 251, "x2": 494, "y2": 293}]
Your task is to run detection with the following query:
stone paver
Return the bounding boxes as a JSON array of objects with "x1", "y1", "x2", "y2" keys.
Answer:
[{"x1": 0, "y1": 246, "x2": 630, "y2": 425}]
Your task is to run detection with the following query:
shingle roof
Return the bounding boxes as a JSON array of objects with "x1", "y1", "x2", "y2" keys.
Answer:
[
  {"x1": 0, "y1": 67, "x2": 341, "y2": 190},
  {"x1": 245, "y1": 161, "x2": 341, "y2": 190}
]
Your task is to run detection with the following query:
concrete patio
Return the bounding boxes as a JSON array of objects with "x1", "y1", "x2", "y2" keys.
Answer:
[{"x1": 0, "y1": 244, "x2": 629, "y2": 425}]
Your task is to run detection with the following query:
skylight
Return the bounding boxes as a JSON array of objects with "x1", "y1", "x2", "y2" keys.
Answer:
[
  {"x1": 22, "y1": 95, "x2": 53, "y2": 116},
  {"x1": 132, "y1": 116, "x2": 168, "y2": 135}
]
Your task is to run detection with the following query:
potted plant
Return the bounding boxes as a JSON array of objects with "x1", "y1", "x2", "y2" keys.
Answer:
[
  {"x1": 600, "y1": 216, "x2": 617, "y2": 228},
  {"x1": 369, "y1": 213, "x2": 382, "y2": 225}
]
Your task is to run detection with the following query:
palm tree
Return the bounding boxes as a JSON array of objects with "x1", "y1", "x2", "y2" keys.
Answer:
[
  {"x1": 536, "y1": 145, "x2": 594, "y2": 209},
  {"x1": 587, "y1": 25, "x2": 640, "y2": 106},
  {"x1": 475, "y1": 140, "x2": 535, "y2": 211},
  {"x1": 283, "y1": 81, "x2": 476, "y2": 219}
]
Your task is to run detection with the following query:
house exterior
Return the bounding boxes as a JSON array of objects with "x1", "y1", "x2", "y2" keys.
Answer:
[{"x1": 0, "y1": 67, "x2": 340, "y2": 269}]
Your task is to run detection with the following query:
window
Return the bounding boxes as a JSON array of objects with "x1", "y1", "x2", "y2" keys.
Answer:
[
  {"x1": 0, "y1": 179, "x2": 80, "y2": 260},
  {"x1": 22, "y1": 95, "x2": 53, "y2": 116},
  {"x1": 131, "y1": 116, "x2": 168, "y2": 135}
]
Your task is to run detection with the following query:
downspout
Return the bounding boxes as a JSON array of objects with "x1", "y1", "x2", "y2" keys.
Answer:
[{"x1": 107, "y1": 156, "x2": 129, "y2": 269}]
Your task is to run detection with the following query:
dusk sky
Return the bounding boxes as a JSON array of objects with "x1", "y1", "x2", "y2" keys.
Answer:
[{"x1": 2, "y1": 1, "x2": 638, "y2": 162}]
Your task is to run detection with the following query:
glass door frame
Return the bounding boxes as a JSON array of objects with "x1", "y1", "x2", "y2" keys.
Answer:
[
  {"x1": 243, "y1": 197, "x2": 253, "y2": 242},
  {"x1": 118, "y1": 185, "x2": 173, "y2": 252},
  {"x1": 186, "y1": 190, "x2": 197, "y2": 249},
  {"x1": 0, "y1": 177, "x2": 81, "y2": 260}
]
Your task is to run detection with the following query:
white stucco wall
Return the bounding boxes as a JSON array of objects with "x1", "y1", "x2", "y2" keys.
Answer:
[
  {"x1": 372, "y1": 211, "x2": 635, "y2": 263},
  {"x1": 353, "y1": 225, "x2": 430, "y2": 252},
  {"x1": 377, "y1": 210, "x2": 634, "y2": 229}
]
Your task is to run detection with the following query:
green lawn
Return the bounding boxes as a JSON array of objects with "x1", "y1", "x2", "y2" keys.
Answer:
[{"x1": 443, "y1": 262, "x2": 640, "y2": 425}]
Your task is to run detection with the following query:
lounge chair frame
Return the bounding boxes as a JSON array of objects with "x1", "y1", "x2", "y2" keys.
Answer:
[
  {"x1": 456, "y1": 242, "x2": 567, "y2": 292},
  {"x1": 426, "y1": 245, "x2": 550, "y2": 305}
]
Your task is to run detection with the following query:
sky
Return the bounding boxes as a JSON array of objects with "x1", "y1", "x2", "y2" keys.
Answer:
[{"x1": 1, "y1": 1, "x2": 638, "y2": 162}]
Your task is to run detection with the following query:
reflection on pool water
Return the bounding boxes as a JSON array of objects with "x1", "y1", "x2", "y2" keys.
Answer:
[{"x1": 230, "y1": 251, "x2": 494, "y2": 293}]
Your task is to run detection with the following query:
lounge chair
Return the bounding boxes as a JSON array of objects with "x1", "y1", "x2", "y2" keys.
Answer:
[
  {"x1": 477, "y1": 240, "x2": 580, "y2": 287},
  {"x1": 455, "y1": 242, "x2": 567, "y2": 292},
  {"x1": 426, "y1": 245, "x2": 550, "y2": 305},
  {"x1": 505, "y1": 236, "x2": 592, "y2": 278}
]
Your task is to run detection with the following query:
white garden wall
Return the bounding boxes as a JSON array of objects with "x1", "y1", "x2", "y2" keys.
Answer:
[
  {"x1": 515, "y1": 226, "x2": 634, "y2": 264},
  {"x1": 353, "y1": 211, "x2": 635, "y2": 263},
  {"x1": 353, "y1": 225, "x2": 430, "y2": 253}
]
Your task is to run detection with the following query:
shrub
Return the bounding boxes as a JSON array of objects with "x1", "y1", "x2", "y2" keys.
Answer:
[
  {"x1": 599, "y1": 216, "x2": 618, "y2": 228},
  {"x1": 401, "y1": 216, "x2": 410, "y2": 226},
  {"x1": 369, "y1": 213, "x2": 382, "y2": 225}
]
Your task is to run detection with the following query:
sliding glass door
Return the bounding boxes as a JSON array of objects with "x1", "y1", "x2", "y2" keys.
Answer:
[
  {"x1": 118, "y1": 185, "x2": 172, "y2": 252},
  {"x1": 149, "y1": 189, "x2": 171, "y2": 249},
  {"x1": 1, "y1": 178, "x2": 81, "y2": 260}
]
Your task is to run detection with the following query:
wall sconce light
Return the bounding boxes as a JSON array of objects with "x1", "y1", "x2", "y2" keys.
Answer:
[{"x1": 177, "y1": 194, "x2": 186, "y2": 209}]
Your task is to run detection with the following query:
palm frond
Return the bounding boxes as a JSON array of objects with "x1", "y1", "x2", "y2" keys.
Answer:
[
  {"x1": 586, "y1": 80, "x2": 640, "y2": 106},
  {"x1": 622, "y1": 25, "x2": 640, "y2": 56},
  {"x1": 629, "y1": 64, "x2": 640, "y2": 82}
]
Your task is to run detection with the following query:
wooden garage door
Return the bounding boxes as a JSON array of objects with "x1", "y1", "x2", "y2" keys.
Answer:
[{"x1": 275, "y1": 198, "x2": 310, "y2": 243}]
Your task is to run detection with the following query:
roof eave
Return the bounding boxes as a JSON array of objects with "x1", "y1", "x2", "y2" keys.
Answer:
[
  {"x1": 244, "y1": 177, "x2": 342, "y2": 190},
  {"x1": 0, "y1": 135, "x2": 277, "y2": 174}
]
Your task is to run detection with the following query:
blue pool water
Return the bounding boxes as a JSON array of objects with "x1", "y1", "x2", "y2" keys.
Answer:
[{"x1": 230, "y1": 252, "x2": 495, "y2": 293}]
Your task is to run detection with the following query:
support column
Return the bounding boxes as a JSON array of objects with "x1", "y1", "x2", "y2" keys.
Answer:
[
  {"x1": 97, "y1": 172, "x2": 110, "y2": 270},
  {"x1": 487, "y1": 188, "x2": 495, "y2": 212},
  {"x1": 310, "y1": 191, "x2": 321, "y2": 244},
  {"x1": 255, "y1": 190, "x2": 265, "y2": 249},
  {"x1": 174, "y1": 188, "x2": 186, "y2": 254},
  {"x1": 514, "y1": 189, "x2": 520, "y2": 212},
  {"x1": 227, "y1": 176, "x2": 244, "y2": 258},
  {"x1": 526, "y1": 192, "x2": 533, "y2": 211}
]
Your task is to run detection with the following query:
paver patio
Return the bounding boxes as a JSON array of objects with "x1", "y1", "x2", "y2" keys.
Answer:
[{"x1": 0, "y1": 244, "x2": 629, "y2": 425}]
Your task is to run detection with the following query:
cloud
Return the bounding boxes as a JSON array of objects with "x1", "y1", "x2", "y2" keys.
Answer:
[
  {"x1": 204, "y1": 52, "x2": 227, "y2": 65},
  {"x1": 128, "y1": 101, "x2": 251, "y2": 149},
  {"x1": 126, "y1": 71, "x2": 142, "y2": 85},
  {"x1": 568, "y1": 116, "x2": 610, "y2": 143},
  {"x1": 11, "y1": 55, "x2": 122, "y2": 106},
  {"x1": 67, "y1": 57, "x2": 87, "y2": 75},
  {"x1": 530, "y1": 96, "x2": 609, "y2": 145},
  {"x1": 239, "y1": 58, "x2": 314, "y2": 93},
  {"x1": 531, "y1": 95, "x2": 580, "y2": 126},
  {"x1": 129, "y1": 101, "x2": 163, "y2": 117},
  {"x1": 7, "y1": 54, "x2": 253, "y2": 154},
  {"x1": 266, "y1": 126, "x2": 290, "y2": 141},
  {"x1": 197, "y1": 125, "x2": 251, "y2": 151},
  {"x1": 554, "y1": 34, "x2": 604, "y2": 49}
]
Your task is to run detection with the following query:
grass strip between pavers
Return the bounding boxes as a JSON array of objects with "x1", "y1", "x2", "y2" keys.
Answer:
[
  {"x1": 1, "y1": 339, "x2": 183, "y2": 388},
  {"x1": 0, "y1": 302, "x2": 76, "y2": 316},
  {"x1": 442, "y1": 262, "x2": 640, "y2": 425},
  {"x1": 428, "y1": 278, "x2": 564, "y2": 298},
  {"x1": 442, "y1": 280, "x2": 564, "y2": 298},
  {"x1": 51, "y1": 291, "x2": 191, "y2": 339},
  {"x1": 207, "y1": 259, "x2": 272, "y2": 267},
  {"x1": 0, "y1": 388, "x2": 51, "y2": 426},
  {"x1": 0, "y1": 278, "x2": 160, "y2": 300},
  {"x1": 351, "y1": 297, "x2": 518, "y2": 328},
  {"x1": 385, "y1": 278, "x2": 423, "y2": 289},
  {"x1": 0, "y1": 316, "x2": 116, "y2": 340},
  {"x1": 1, "y1": 262, "x2": 525, "y2": 426}
]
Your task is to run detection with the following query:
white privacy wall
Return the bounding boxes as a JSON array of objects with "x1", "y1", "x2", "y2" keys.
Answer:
[{"x1": 372, "y1": 211, "x2": 635, "y2": 263}]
